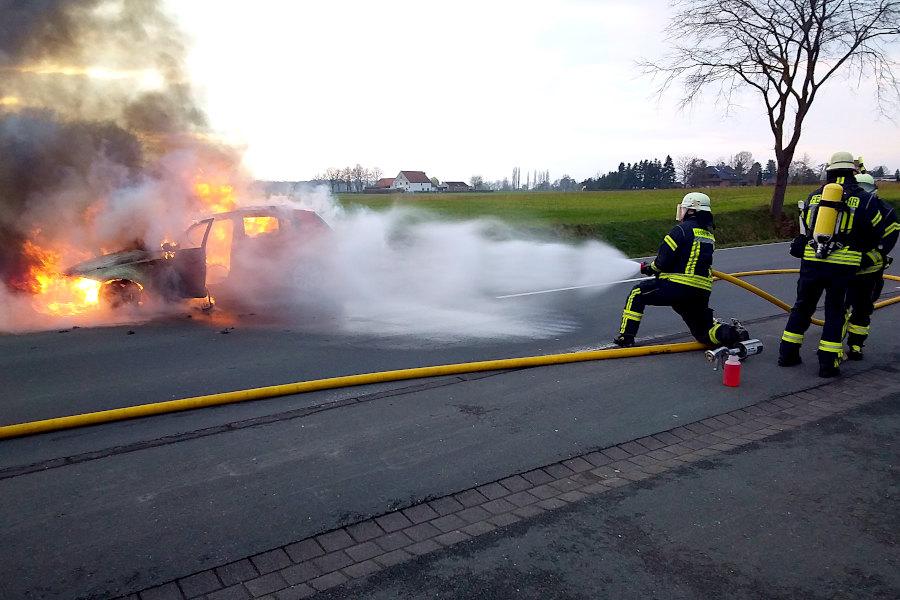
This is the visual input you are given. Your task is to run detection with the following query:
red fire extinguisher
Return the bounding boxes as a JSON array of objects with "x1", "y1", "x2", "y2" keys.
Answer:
[{"x1": 723, "y1": 355, "x2": 741, "y2": 387}]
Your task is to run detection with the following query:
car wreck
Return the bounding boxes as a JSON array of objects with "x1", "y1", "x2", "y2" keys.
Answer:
[{"x1": 65, "y1": 206, "x2": 329, "y2": 307}]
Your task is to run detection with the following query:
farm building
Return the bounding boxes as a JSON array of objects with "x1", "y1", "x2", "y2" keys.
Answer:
[
  {"x1": 696, "y1": 165, "x2": 748, "y2": 187},
  {"x1": 393, "y1": 171, "x2": 435, "y2": 192},
  {"x1": 442, "y1": 181, "x2": 472, "y2": 193},
  {"x1": 363, "y1": 177, "x2": 397, "y2": 194}
]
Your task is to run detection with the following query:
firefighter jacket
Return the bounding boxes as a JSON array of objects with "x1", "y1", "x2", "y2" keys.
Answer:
[
  {"x1": 800, "y1": 180, "x2": 880, "y2": 268},
  {"x1": 857, "y1": 196, "x2": 899, "y2": 275},
  {"x1": 648, "y1": 215, "x2": 715, "y2": 292}
]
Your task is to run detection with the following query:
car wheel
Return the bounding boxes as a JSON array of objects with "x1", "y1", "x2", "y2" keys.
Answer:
[{"x1": 101, "y1": 279, "x2": 143, "y2": 308}]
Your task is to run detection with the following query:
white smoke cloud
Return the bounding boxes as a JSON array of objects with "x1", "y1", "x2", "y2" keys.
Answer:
[{"x1": 256, "y1": 187, "x2": 637, "y2": 342}]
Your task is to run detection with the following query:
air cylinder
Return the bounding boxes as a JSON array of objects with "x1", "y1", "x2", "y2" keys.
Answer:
[{"x1": 812, "y1": 183, "x2": 844, "y2": 246}]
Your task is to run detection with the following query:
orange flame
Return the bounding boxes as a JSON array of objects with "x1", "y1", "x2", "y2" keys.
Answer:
[
  {"x1": 195, "y1": 182, "x2": 237, "y2": 213},
  {"x1": 22, "y1": 241, "x2": 102, "y2": 316}
]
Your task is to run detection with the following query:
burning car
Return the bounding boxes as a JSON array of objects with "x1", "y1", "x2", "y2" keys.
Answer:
[{"x1": 65, "y1": 206, "x2": 330, "y2": 308}]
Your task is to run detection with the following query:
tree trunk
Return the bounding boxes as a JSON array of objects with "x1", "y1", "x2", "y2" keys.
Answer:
[{"x1": 770, "y1": 147, "x2": 795, "y2": 217}]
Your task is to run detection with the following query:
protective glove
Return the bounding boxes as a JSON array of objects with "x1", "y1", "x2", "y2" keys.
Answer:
[
  {"x1": 789, "y1": 235, "x2": 808, "y2": 258},
  {"x1": 639, "y1": 261, "x2": 656, "y2": 276}
]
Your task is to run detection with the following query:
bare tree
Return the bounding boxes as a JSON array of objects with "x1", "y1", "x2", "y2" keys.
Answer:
[
  {"x1": 340, "y1": 167, "x2": 353, "y2": 193},
  {"x1": 324, "y1": 167, "x2": 342, "y2": 193},
  {"x1": 684, "y1": 157, "x2": 709, "y2": 187},
  {"x1": 676, "y1": 154, "x2": 700, "y2": 185},
  {"x1": 730, "y1": 150, "x2": 755, "y2": 177},
  {"x1": 350, "y1": 163, "x2": 366, "y2": 192},
  {"x1": 469, "y1": 175, "x2": 484, "y2": 190},
  {"x1": 645, "y1": 0, "x2": 900, "y2": 216}
]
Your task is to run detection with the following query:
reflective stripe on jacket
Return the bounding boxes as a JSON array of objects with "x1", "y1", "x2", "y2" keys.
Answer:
[{"x1": 650, "y1": 218, "x2": 715, "y2": 292}]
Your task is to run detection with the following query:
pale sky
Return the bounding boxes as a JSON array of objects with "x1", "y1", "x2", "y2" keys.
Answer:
[{"x1": 172, "y1": 0, "x2": 900, "y2": 183}]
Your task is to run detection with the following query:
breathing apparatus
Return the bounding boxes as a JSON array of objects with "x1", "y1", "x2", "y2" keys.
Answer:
[
  {"x1": 805, "y1": 183, "x2": 846, "y2": 259},
  {"x1": 796, "y1": 152, "x2": 861, "y2": 259}
]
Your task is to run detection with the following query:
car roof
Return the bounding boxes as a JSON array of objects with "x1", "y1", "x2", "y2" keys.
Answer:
[{"x1": 201, "y1": 206, "x2": 318, "y2": 219}]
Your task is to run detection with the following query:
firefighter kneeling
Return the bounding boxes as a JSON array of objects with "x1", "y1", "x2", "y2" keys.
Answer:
[
  {"x1": 780, "y1": 151, "x2": 881, "y2": 377},
  {"x1": 614, "y1": 192, "x2": 749, "y2": 349}
]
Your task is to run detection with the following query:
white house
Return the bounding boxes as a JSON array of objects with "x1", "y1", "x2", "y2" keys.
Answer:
[{"x1": 392, "y1": 170, "x2": 435, "y2": 193}]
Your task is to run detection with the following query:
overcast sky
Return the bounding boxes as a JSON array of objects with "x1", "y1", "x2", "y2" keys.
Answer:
[{"x1": 172, "y1": 0, "x2": 900, "y2": 183}]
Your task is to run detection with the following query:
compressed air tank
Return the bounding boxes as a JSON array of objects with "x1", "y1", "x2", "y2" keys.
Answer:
[{"x1": 812, "y1": 183, "x2": 844, "y2": 250}]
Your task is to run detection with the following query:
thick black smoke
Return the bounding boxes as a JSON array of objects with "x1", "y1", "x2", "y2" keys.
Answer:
[
  {"x1": 0, "y1": 0, "x2": 227, "y2": 291},
  {"x1": 0, "y1": 112, "x2": 143, "y2": 289}
]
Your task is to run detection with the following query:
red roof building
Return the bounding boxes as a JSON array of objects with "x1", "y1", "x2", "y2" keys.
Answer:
[
  {"x1": 393, "y1": 170, "x2": 435, "y2": 192},
  {"x1": 398, "y1": 170, "x2": 431, "y2": 183}
]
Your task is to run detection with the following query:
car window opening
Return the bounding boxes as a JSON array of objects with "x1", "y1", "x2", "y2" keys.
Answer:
[{"x1": 243, "y1": 216, "x2": 279, "y2": 238}]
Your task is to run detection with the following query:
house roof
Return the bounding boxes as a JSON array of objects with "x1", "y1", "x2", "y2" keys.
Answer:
[
  {"x1": 398, "y1": 170, "x2": 431, "y2": 184},
  {"x1": 374, "y1": 177, "x2": 395, "y2": 188},
  {"x1": 444, "y1": 181, "x2": 469, "y2": 186},
  {"x1": 702, "y1": 165, "x2": 743, "y2": 181}
]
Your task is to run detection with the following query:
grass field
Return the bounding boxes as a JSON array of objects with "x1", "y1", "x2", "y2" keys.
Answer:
[{"x1": 338, "y1": 182, "x2": 900, "y2": 256}]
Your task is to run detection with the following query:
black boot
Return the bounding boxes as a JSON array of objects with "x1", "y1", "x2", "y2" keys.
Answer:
[
  {"x1": 778, "y1": 342, "x2": 802, "y2": 367},
  {"x1": 818, "y1": 352, "x2": 841, "y2": 378},
  {"x1": 613, "y1": 334, "x2": 635, "y2": 347},
  {"x1": 847, "y1": 334, "x2": 865, "y2": 361},
  {"x1": 712, "y1": 318, "x2": 750, "y2": 348},
  {"x1": 725, "y1": 319, "x2": 751, "y2": 348}
]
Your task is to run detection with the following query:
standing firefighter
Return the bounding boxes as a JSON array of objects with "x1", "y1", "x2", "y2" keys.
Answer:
[
  {"x1": 613, "y1": 192, "x2": 749, "y2": 348},
  {"x1": 844, "y1": 171, "x2": 898, "y2": 360},
  {"x1": 780, "y1": 151, "x2": 880, "y2": 377}
]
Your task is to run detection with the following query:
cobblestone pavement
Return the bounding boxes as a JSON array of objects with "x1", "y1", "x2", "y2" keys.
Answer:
[{"x1": 122, "y1": 365, "x2": 900, "y2": 600}]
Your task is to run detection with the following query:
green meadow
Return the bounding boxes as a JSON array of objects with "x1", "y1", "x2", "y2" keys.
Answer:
[{"x1": 338, "y1": 182, "x2": 900, "y2": 256}]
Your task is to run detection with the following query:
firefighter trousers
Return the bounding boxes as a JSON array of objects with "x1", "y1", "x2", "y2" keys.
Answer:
[
  {"x1": 845, "y1": 270, "x2": 883, "y2": 351},
  {"x1": 780, "y1": 263, "x2": 854, "y2": 367},
  {"x1": 619, "y1": 277, "x2": 741, "y2": 346}
]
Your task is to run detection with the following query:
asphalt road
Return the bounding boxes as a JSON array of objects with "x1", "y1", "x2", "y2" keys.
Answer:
[
  {"x1": 1, "y1": 242, "x2": 898, "y2": 599},
  {"x1": 322, "y1": 395, "x2": 900, "y2": 600}
]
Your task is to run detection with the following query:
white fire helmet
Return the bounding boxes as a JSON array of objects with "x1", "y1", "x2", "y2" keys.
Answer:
[
  {"x1": 676, "y1": 192, "x2": 712, "y2": 221},
  {"x1": 826, "y1": 151, "x2": 856, "y2": 172},
  {"x1": 856, "y1": 172, "x2": 877, "y2": 194}
]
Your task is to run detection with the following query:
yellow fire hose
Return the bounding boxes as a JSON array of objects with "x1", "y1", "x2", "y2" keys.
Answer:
[
  {"x1": 1, "y1": 270, "x2": 898, "y2": 440},
  {"x1": 718, "y1": 270, "x2": 900, "y2": 312}
]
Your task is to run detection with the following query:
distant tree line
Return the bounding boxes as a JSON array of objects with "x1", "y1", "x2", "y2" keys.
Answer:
[
  {"x1": 313, "y1": 155, "x2": 897, "y2": 195},
  {"x1": 675, "y1": 151, "x2": 834, "y2": 187},
  {"x1": 313, "y1": 165, "x2": 383, "y2": 193},
  {"x1": 470, "y1": 168, "x2": 579, "y2": 192},
  {"x1": 582, "y1": 156, "x2": 678, "y2": 190}
]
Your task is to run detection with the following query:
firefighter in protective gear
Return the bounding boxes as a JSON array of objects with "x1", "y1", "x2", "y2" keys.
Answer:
[
  {"x1": 844, "y1": 172, "x2": 898, "y2": 360},
  {"x1": 779, "y1": 151, "x2": 881, "y2": 377},
  {"x1": 613, "y1": 192, "x2": 749, "y2": 348}
]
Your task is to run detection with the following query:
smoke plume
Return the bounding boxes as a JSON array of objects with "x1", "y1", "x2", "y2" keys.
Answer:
[{"x1": 0, "y1": 0, "x2": 244, "y2": 305}]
